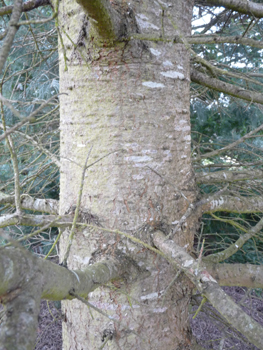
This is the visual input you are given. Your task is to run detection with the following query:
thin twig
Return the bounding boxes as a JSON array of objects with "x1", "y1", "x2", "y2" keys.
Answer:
[
  {"x1": 161, "y1": 270, "x2": 182, "y2": 307},
  {"x1": 2, "y1": 216, "x2": 62, "y2": 248},
  {"x1": 204, "y1": 215, "x2": 263, "y2": 263},
  {"x1": 62, "y1": 147, "x2": 93, "y2": 266},
  {"x1": 0, "y1": 94, "x2": 61, "y2": 141},
  {"x1": 193, "y1": 296, "x2": 207, "y2": 319},
  {"x1": 7, "y1": 136, "x2": 22, "y2": 215},
  {"x1": 0, "y1": 95, "x2": 22, "y2": 214},
  {"x1": 17, "y1": 11, "x2": 57, "y2": 26},
  {"x1": 197, "y1": 239, "x2": 205, "y2": 270},
  {"x1": 44, "y1": 225, "x2": 63, "y2": 260},
  {"x1": 198, "y1": 122, "x2": 263, "y2": 160}
]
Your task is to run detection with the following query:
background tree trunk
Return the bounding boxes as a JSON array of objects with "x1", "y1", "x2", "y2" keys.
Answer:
[{"x1": 59, "y1": 0, "x2": 197, "y2": 348}]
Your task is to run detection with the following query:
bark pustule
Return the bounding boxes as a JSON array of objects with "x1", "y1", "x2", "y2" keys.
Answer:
[{"x1": 59, "y1": 0, "x2": 197, "y2": 348}]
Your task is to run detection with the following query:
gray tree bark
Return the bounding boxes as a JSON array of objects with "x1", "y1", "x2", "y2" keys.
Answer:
[
  {"x1": 1, "y1": 0, "x2": 263, "y2": 349},
  {"x1": 58, "y1": 0, "x2": 197, "y2": 348}
]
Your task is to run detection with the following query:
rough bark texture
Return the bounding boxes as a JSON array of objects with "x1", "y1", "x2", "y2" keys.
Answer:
[
  {"x1": 59, "y1": 0, "x2": 197, "y2": 349},
  {"x1": 0, "y1": 246, "x2": 42, "y2": 350},
  {"x1": 202, "y1": 194, "x2": 263, "y2": 213},
  {"x1": 207, "y1": 263, "x2": 263, "y2": 289}
]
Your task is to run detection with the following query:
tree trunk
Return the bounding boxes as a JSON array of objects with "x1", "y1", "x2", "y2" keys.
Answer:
[{"x1": 58, "y1": 0, "x2": 197, "y2": 348}]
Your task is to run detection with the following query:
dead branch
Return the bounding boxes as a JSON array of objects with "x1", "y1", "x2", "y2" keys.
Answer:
[
  {"x1": 196, "y1": 169, "x2": 263, "y2": 184},
  {"x1": 191, "y1": 69, "x2": 263, "y2": 105},
  {"x1": 200, "y1": 194, "x2": 263, "y2": 214},
  {"x1": 153, "y1": 230, "x2": 263, "y2": 350},
  {"x1": 207, "y1": 263, "x2": 263, "y2": 288},
  {"x1": 0, "y1": 192, "x2": 59, "y2": 214}
]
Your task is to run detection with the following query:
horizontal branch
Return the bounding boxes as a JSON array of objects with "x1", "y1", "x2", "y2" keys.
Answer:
[
  {"x1": 0, "y1": 192, "x2": 59, "y2": 214},
  {"x1": 22, "y1": 195, "x2": 59, "y2": 214},
  {"x1": 153, "y1": 231, "x2": 263, "y2": 350},
  {"x1": 0, "y1": 245, "x2": 127, "y2": 301},
  {"x1": 1, "y1": 192, "x2": 263, "y2": 231},
  {"x1": 191, "y1": 69, "x2": 263, "y2": 105},
  {"x1": 0, "y1": 244, "x2": 129, "y2": 349},
  {"x1": 249, "y1": 73, "x2": 263, "y2": 78},
  {"x1": 188, "y1": 34, "x2": 263, "y2": 49},
  {"x1": 130, "y1": 33, "x2": 263, "y2": 49},
  {"x1": 197, "y1": 0, "x2": 263, "y2": 18},
  {"x1": 0, "y1": 0, "x2": 50, "y2": 17},
  {"x1": 201, "y1": 194, "x2": 263, "y2": 213},
  {"x1": 207, "y1": 263, "x2": 263, "y2": 289},
  {"x1": 196, "y1": 169, "x2": 263, "y2": 184},
  {"x1": 194, "y1": 160, "x2": 263, "y2": 169},
  {"x1": 192, "y1": 50, "x2": 263, "y2": 89},
  {"x1": 0, "y1": 213, "x2": 71, "y2": 229}
]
